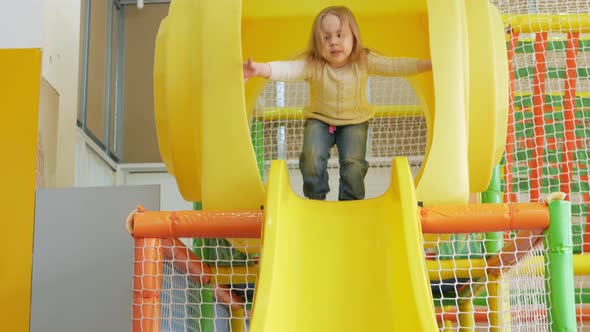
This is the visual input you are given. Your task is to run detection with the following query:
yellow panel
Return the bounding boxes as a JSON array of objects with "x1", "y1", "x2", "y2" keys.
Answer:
[
  {"x1": 250, "y1": 158, "x2": 437, "y2": 331},
  {"x1": 464, "y1": 0, "x2": 496, "y2": 192},
  {"x1": 242, "y1": 0, "x2": 427, "y2": 18},
  {"x1": 153, "y1": 17, "x2": 174, "y2": 175},
  {"x1": 191, "y1": 0, "x2": 265, "y2": 209},
  {"x1": 162, "y1": 1, "x2": 202, "y2": 201},
  {"x1": 461, "y1": 1, "x2": 509, "y2": 192},
  {"x1": 490, "y1": 4, "x2": 510, "y2": 166},
  {"x1": 415, "y1": 0, "x2": 469, "y2": 205},
  {"x1": 241, "y1": 16, "x2": 312, "y2": 119},
  {"x1": 0, "y1": 48, "x2": 41, "y2": 332}
]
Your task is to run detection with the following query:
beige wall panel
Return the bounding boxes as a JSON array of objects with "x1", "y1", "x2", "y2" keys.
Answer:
[
  {"x1": 123, "y1": 4, "x2": 169, "y2": 162},
  {"x1": 38, "y1": 78, "x2": 60, "y2": 187},
  {"x1": 87, "y1": 0, "x2": 108, "y2": 143}
]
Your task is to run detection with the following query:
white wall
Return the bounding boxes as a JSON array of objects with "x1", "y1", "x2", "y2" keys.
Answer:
[
  {"x1": 0, "y1": 1, "x2": 43, "y2": 48},
  {"x1": 118, "y1": 164, "x2": 193, "y2": 211},
  {"x1": 42, "y1": 0, "x2": 118, "y2": 189},
  {"x1": 75, "y1": 130, "x2": 116, "y2": 187},
  {"x1": 42, "y1": 0, "x2": 82, "y2": 187}
]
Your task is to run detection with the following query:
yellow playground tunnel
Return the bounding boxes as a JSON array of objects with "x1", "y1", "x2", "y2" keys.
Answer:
[{"x1": 128, "y1": 0, "x2": 580, "y2": 331}]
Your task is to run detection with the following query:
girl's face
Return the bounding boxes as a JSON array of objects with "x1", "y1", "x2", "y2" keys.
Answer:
[{"x1": 319, "y1": 14, "x2": 354, "y2": 68}]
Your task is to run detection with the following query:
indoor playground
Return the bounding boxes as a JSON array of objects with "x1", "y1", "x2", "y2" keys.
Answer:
[
  {"x1": 128, "y1": 0, "x2": 590, "y2": 331},
  {"x1": 123, "y1": 0, "x2": 590, "y2": 331},
  {"x1": 7, "y1": 0, "x2": 590, "y2": 331}
]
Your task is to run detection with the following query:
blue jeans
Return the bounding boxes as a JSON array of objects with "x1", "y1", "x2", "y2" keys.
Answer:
[{"x1": 299, "y1": 119, "x2": 369, "y2": 200}]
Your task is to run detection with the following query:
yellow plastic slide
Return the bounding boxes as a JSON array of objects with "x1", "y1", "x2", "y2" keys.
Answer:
[
  {"x1": 250, "y1": 158, "x2": 437, "y2": 331},
  {"x1": 153, "y1": 0, "x2": 509, "y2": 330}
]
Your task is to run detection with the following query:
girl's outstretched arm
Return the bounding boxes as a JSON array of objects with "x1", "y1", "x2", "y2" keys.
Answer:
[
  {"x1": 367, "y1": 52, "x2": 432, "y2": 76},
  {"x1": 243, "y1": 58, "x2": 271, "y2": 81}
]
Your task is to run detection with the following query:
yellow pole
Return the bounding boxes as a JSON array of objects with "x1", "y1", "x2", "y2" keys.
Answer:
[
  {"x1": 574, "y1": 254, "x2": 590, "y2": 275},
  {"x1": 443, "y1": 319, "x2": 455, "y2": 330},
  {"x1": 488, "y1": 274, "x2": 512, "y2": 331},
  {"x1": 0, "y1": 48, "x2": 42, "y2": 331},
  {"x1": 458, "y1": 296, "x2": 476, "y2": 331},
  {"x1": 503, "y1": 14, "x2": 590, "y2": 33},
  {"x1": 230, "y1": 307, "x2": 247, "y2": 332}
]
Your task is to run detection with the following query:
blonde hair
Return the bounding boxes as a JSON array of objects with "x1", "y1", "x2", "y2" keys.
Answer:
[{"x1": 304, "y1": 6, "x2": 367, "y2": 66}]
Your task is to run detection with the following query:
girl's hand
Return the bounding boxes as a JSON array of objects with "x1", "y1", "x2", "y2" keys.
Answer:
[
  {"x1": 418, "y1": 60, "x2": 432, "y2": 72},
  {"x1": 243, "y1": 58, "x2": 257, "y2": 82}
]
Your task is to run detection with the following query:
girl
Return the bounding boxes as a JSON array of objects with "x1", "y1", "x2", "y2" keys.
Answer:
[{"x1": 243, "y1": 6, "x2": 432, "y2": 201}]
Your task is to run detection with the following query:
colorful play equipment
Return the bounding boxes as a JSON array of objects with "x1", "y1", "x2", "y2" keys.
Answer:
[{"x1": 127, "y1": 0, "x2": 590, "y2": 331}]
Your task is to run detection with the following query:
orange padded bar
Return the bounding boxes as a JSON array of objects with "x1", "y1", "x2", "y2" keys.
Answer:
[
  {"x1": 132, "y1": 206, "x2": 263, "y2": 239},
  {"x1": 131, "y1": 203, "x2": 549, "y2": 238},
  {"x1": 420, "y1": 202, "x2": 549, "y2": 233},
  {"x1": 133, "y1": 238, "x2": 163, "y2": 332}
]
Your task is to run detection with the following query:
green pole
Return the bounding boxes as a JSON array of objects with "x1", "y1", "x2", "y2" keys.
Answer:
[
  {"x1": 251, "y1": 120, "x2": 265, "y2": 179},
  {"x1": 192, "y1": 201, "x2": 214, "y2": 332},
  {"x1": 190, "y1": 118, "x2": 263, "y2": 331},
  {"x1": 545, "y1": 199, "x2": 576, "y2": 331},
  {"x1": 482, "y1": 166, "x2": 504, "y2": 254}
]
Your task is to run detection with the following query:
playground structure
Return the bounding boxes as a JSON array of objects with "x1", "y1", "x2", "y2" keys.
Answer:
[{"x1": 129, "y1": 0, "x2": 590, "y2": 331}]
